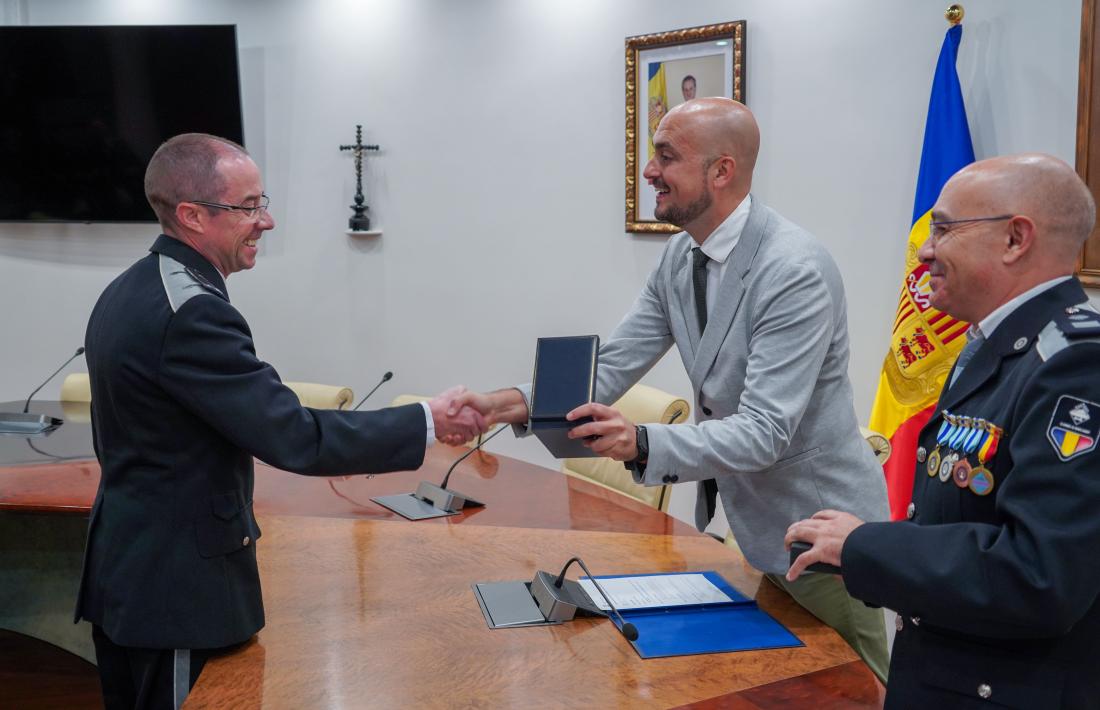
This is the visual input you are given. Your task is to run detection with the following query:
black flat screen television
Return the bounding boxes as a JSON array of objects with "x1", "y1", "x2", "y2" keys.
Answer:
[{"x1": 0, "y1": 25, "x2": 244, "y2": 223}]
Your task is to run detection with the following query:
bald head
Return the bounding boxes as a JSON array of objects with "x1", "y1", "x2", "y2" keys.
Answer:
[
  {"x1": 645, "y1": 98, "x2": 760, "y2": 238},
  {"x1": 144, "y1": 133, "x2": 249, "y2": 232},
  {"x1": 948, "y1": 153, "x2": 1095, "y2": 263},
  {"x1": 663, "y1": 98, "x2": 760, "y2": 191}
]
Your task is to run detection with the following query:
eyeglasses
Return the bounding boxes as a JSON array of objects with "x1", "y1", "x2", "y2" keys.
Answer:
[
  {"x1": 190, "y1": 194, "x2": 270, "y2": 220},
  {"x1": 927, "y1": 214, "x2": 1012, "y2": 244}
]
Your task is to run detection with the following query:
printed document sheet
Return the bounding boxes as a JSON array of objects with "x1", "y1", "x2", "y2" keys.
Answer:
[{"x1": 578, "y1": 573, "x2": 732, "y2": 611}]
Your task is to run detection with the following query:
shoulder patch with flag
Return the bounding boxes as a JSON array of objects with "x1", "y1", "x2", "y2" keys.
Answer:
[{"x1": 1047, "y1": 395, "x2": 1099, "y2": 461}]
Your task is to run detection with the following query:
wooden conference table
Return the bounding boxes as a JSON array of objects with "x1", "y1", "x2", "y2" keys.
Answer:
[{"x1": 0, "y1": 402, "x2": 883, "y2": 709}]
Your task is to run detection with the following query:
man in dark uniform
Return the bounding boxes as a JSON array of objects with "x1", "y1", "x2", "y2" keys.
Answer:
[
  {"x1": 786, "y1": 153, "x2": 1100, "y2": 708},
  {"x1": 75, "y1": 133, "x2": 485, "y2": 710}
]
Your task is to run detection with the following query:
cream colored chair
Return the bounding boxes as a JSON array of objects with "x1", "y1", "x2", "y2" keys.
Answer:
[
  {"x1": 59, "y1": 372, "x2": 93, "y2": 423},
  {"x1": 60, "y1": 373, "x2": 92, "y2": 403},
  {"x1": 390, "y1": 394, "x2": 430, "y2": 409},
  {"x1": 390, "y1": 394, "x2": 500, "y2": 448},
  {"x1": 284, "y1": 381, "x2": 354, "y2": 410},
  {"x1": 560, "y1": 384, "x2": 690, "y2": 512}
]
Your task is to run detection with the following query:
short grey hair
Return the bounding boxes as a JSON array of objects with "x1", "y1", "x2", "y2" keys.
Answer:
[{"x1": 144, "y1": 133, "x2": 247, "y2": 231}]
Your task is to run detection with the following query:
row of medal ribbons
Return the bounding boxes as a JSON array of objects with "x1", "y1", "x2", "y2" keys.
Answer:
[{"x1": 926, "y1": 411, "x2": 1002, "y2": 497}]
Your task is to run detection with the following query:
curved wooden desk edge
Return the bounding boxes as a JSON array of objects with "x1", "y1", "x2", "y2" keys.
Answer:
[
  {"x1": 673, "y1": 660, "x2": 885, "y2": 709},
  {"x1": 184, "y1": 515, "x2": 866, "y2": 709},
  {"x1": 0, "y1": 447, "x2": 700, "y2": 535}
]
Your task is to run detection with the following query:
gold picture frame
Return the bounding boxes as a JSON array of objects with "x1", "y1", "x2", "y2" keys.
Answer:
[{"x1": 625, "y1": 21, "x2": 746, "y2": 234}]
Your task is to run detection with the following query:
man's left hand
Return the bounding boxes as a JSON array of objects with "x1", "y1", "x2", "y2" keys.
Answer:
[
  {"x1": 784, "y1": 510, "x2": 864, "y2": 581},
  {"x1": 566, "y1": 403, "x2": 637, "y2": 461}
]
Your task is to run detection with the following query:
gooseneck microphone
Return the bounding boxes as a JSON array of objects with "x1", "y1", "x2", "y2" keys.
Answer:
[
  {"x1": 554, "y1": 556, "x2": 639, "y2": 641},
  {"x1": 352, "y1": 371, "x2": 393, "y2": 411},
  {"x1": 23, "y1": 347, "x2": 86, "y2": 413},
  {"x1": 439, "y1": 424, "x2": 507, "y2": 490}
]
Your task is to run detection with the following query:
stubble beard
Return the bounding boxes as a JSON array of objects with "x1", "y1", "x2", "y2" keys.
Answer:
[{"x1": 656, "y1": 187, "x2": 713, "y2": 227}]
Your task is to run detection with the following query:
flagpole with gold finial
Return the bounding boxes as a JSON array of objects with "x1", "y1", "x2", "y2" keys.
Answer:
[{"x1": 946, "y1": 4, "x2": 964, "y2": 25}]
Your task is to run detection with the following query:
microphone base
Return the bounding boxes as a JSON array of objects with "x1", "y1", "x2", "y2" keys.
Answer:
[
  {"x1": 370, "y1": 482, "x2": 484, "y2": 521},
  {"x1": 529, "y1": 570, "x2": 604, "y2": 622},
  {"x1": 413, "y1": 481, "x2": 484, "y2": 513},
  {"x1": 471, "y1": 574, "x2": 604, "y2": 630},
  {"x1": 0, "y1": 412, "x2": 63, "y2": 436}
]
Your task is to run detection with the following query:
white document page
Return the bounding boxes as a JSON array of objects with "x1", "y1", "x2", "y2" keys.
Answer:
[{"x1": 577, "y1": 573, "x2": 732, "y2": 611}]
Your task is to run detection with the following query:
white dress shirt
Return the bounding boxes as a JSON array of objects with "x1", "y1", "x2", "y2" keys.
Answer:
[
  {"x1": 689, "y1": 195, "x2": 753, "y2": 316},
  {"x1": 420, "y1": 401, "x2": 435, "y2": 445},
  {"x1": 970, "y1": 275, "x2": 1073, "y2": 340}
]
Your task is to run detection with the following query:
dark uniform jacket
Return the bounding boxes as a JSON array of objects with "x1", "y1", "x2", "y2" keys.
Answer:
[
  {"x1": 75, "y1": 235, "x2": 427, "y2": 650},
  {"x1": 843, "y1": 278, "x2": 1100, "y2": 709}
]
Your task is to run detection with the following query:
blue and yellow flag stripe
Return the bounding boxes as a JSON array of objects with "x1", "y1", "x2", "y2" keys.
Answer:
[{"x1": 869, "y1": 23, "x2": 977, "y2": 520}]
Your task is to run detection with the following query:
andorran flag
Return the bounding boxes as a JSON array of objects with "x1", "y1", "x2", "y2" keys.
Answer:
[
  {"x1": 868, "y1": 23, "x2": 975, "y2": 520},
  {"x1": 647, "y1": 62, "x2": 668, "y2": 161}
]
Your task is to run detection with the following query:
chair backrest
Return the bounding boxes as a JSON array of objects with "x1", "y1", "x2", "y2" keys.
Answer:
[
  {"x1": 284, "y1": 381, "x2": 354, "y2": 410},
  {"x1": 561, "y1": 384, "x2": 690, "y2": 512},
  {"x1": 390, "y1": 394, "x2": 430, "y2": 409},
  {"x1": 60, "y1": 373, "x2": 92, "y2": 403}
]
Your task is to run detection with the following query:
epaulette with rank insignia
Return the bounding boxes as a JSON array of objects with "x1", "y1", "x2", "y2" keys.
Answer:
[
  {"x1": 1054, "y1": 305, "x2": 1100, "y2": 337},
  {"x1": 1038, "y1": 305, "x2": 1100, "y2": 362},
  {"x1": 184, "y1": 266, "x2": 227, "y2": 300}
]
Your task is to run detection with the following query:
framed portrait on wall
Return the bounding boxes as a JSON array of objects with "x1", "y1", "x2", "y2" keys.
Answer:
[{"x1": 625, "y1": 21, "x2": 746, "y2": 234}]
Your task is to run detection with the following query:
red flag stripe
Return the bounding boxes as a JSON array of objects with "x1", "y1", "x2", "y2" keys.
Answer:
[
  {"x1": 934, "y1": 317, "x2": 963, "y2": 335},
  {"x1": 893, "y1": 307, "x2": 916, "y2": 333},
  {"x1": 942, "y1": 325, "x2": 969, "y2": 344},
  {"x1": 884, "y1": 406, "x2": 936, "y2": 520}
]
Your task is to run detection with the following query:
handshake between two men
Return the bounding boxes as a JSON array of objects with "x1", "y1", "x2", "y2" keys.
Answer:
[{"x1": 432, "y1": 387, "x2": 642, "y2": 461}]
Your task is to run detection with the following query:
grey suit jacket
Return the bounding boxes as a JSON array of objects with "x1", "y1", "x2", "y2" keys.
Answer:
[{"x1": 523, "y1": 198, "x2": 888, "y2": 574}]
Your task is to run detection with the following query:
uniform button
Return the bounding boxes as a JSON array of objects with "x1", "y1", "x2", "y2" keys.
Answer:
[
  {"x1": 1013, "y1": 337, "x2": 1028, "y2": 351},
  {"x1": 978, "y1": 683, "x2": 992, "y2": 700},
  {"x1": 906, "y1": 502, "x2": 916, "y2": 520},
  {"x1": 702, "y1": 406, "x2": 712, "y2": 416},
  {"x1": 242, "y1": 536, "x2": 251, "y2": 547},
  {"x1": 661, "y1": 475, "x2": 672, "y2": 483},
  {"x1": 670, "y1": 475, "x2": 679, "y2": 483},
  {"x1": 916, "y1": 446, "x2": 927, "y2": 463},
  {"x1": 895, "y1": 615, "x2": 903, "y2": 632}
]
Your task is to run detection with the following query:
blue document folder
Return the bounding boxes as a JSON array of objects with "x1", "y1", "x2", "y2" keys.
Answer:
[{"x1": 587, "y1": 571, "x2": 803, "y2": 659}]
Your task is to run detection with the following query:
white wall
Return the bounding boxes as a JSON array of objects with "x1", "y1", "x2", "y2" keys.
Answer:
[{"x1": 0, "y1": 0, "x2": 1084, "y2": 531}]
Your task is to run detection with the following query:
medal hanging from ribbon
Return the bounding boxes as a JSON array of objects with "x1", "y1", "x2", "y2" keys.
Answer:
[
  {"x1": 939, "y1": 414, "x2": 967, "y2": 482},
  {"x1": 928, "y1": 411, "x2": 953, "y2": 478},
  {"x1": 968, "y1": 421, "x2": 1002, "y2": 497},
  {"x1": 953, "y1": 418, "x2": 986, "y2": 488}
]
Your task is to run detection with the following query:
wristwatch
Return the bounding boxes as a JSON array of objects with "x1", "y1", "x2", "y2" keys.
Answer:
[{"x1": 625, "y1": 425, "x2": 649, "y2": 473}]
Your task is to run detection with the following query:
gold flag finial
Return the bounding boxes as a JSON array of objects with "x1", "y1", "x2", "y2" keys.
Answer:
[{"x1": 946, "y1": 4, "x2": 964, "y2": 25}]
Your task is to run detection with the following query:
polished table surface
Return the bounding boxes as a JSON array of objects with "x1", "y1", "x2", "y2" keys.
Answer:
[{"x1": 1, "y1": 402, "x2": 882, "y2": 708}]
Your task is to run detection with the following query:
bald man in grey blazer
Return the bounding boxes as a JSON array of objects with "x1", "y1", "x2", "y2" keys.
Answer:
[{"x1": 456, "y1": 98, "x2": 890, "y2": 681}]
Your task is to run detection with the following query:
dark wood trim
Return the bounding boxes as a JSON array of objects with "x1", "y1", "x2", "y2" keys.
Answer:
[{"x1": 1077, "y1": 0, "x2": 1100, "y2": 287}]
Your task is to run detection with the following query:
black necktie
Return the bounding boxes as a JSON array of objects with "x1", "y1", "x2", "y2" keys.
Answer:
[
  {"x1": 692, "y1": 247, "x2": 709, "y2": 333},
  {"x1": 692, "y1": 247, "x2": 719, "y2": 522}
]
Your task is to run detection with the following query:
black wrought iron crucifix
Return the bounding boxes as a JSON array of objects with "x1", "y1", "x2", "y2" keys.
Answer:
[{"x1": 339, "y1": 125, "x2": 380, "y2": 231}]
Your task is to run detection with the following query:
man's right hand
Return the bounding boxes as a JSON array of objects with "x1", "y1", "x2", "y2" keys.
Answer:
[
  {"x1": 448, "y1": 388, "x2": 530, "y2": 427},
  {"x1": 428, "y1": 386, "x2": 488, "y2": 445}
]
